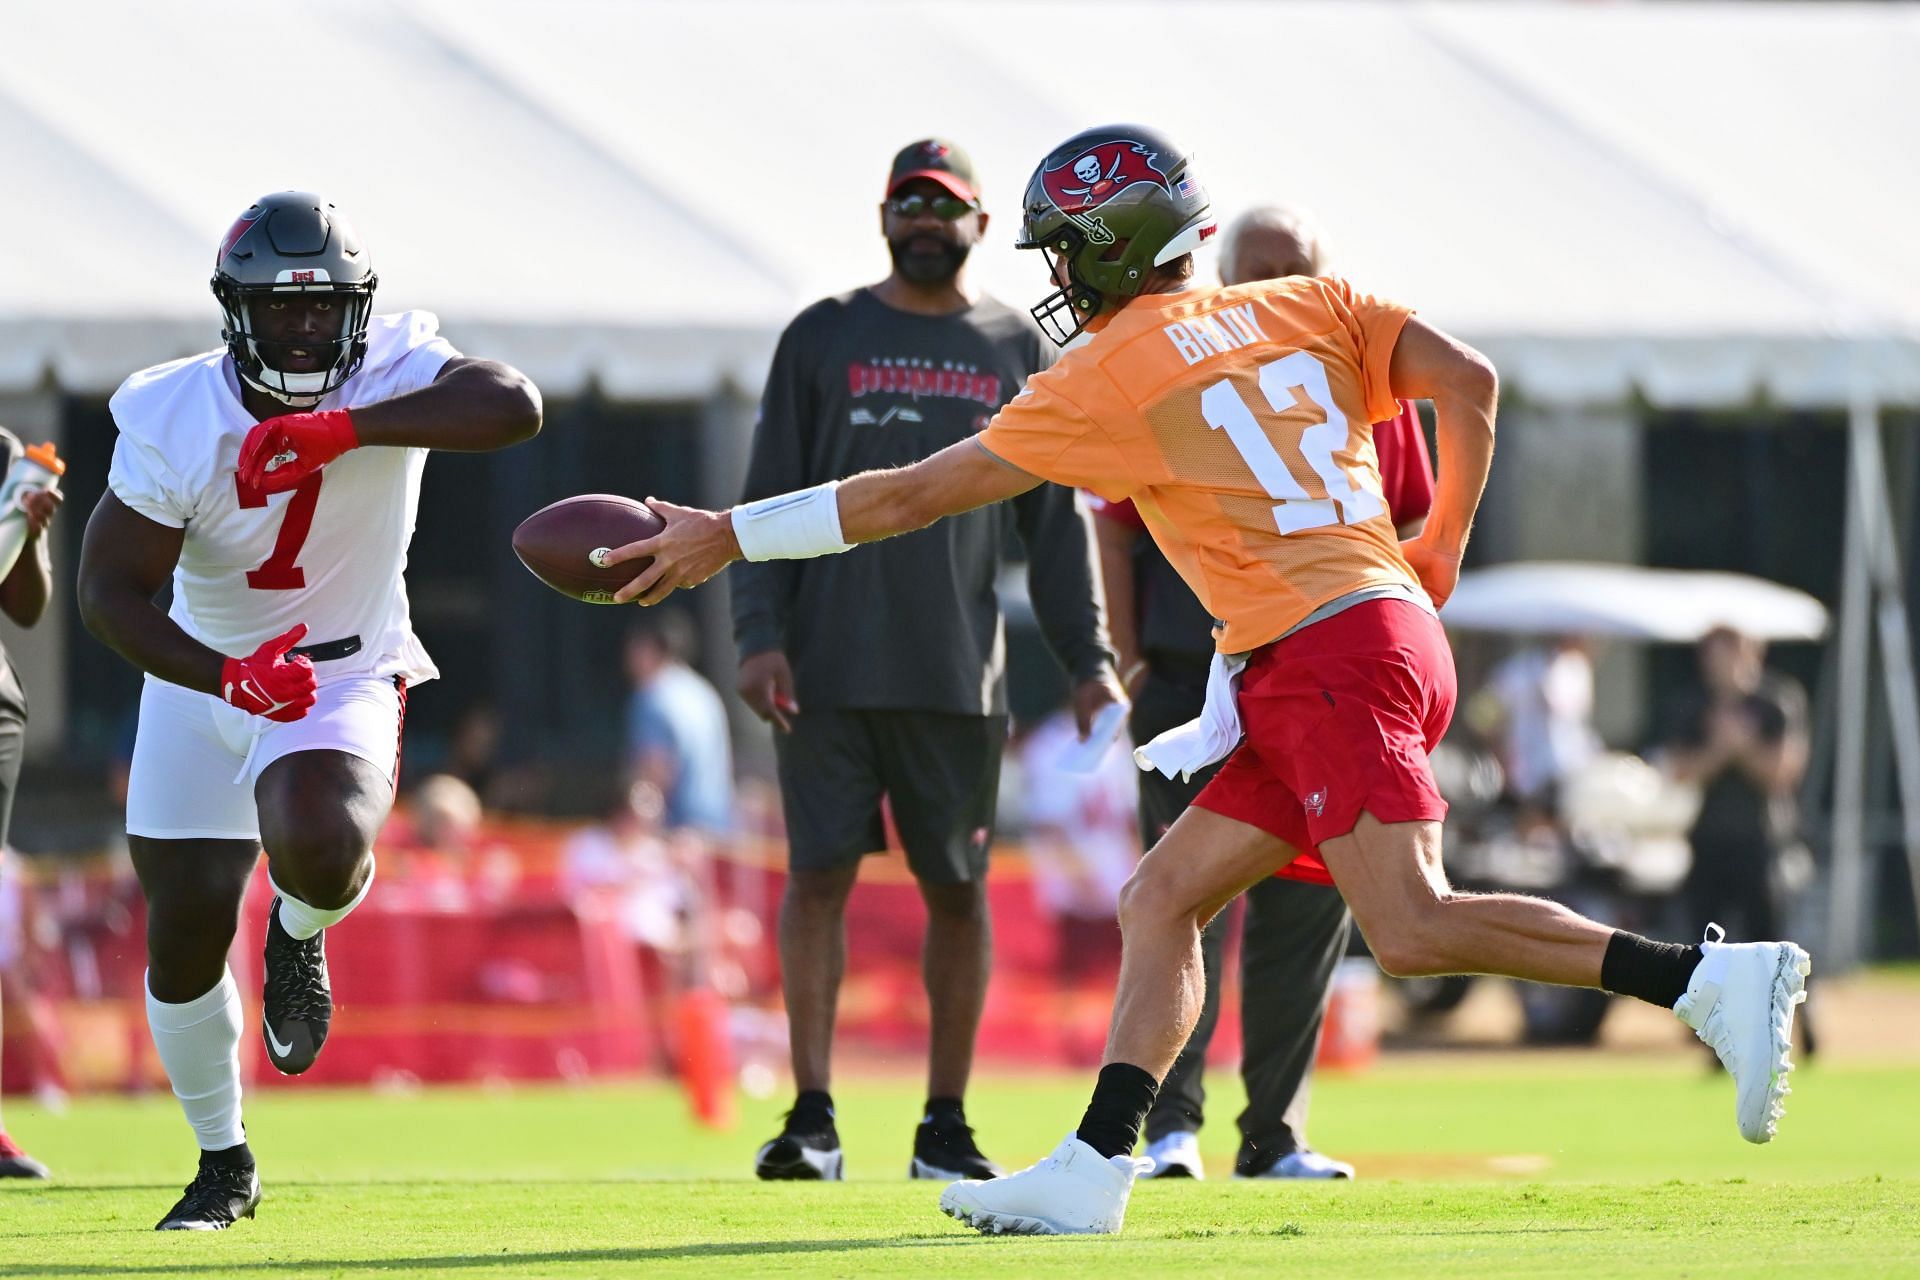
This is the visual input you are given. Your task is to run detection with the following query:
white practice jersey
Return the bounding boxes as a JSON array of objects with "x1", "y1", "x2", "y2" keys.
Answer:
[{"x1": 107, "y1": 311, "x2": 457, "y2": 686}]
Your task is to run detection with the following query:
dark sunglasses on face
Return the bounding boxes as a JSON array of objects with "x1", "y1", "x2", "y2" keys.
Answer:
[{"x1": 885, "y1": 193, "x2": 979, "y2": 220}]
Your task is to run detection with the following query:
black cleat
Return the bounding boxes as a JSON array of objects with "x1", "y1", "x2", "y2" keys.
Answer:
[
  {"x1": 155, "y1": 1158, "x2": 260, "y2": 1231},
  {"x1": 754, "y1": 1106, "x2": 843, "y2": 1181},
  {"x1": 0, "y1": 1134, "x2": 49, "y2": 1179},
  {"x1": 262, "y1": 898, "x2": 331, "y2": 1075},
  {"x1": 910, "y1": 1110, "x2": 1001, "y2": 1181},
  {"x1": 0, "y1": 1155, "x2": 49, "y2": 1179}
]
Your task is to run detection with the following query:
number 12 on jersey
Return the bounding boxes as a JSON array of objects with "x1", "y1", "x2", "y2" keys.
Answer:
[
  {"x1": 233, "y1": 471, "x2": 322, "y2": 590},
  {"x1": 1200, "y1": 351, "x2": 1385, "y2": 534}
]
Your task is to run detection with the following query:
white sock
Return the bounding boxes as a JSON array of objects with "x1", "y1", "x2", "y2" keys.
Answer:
[
  {"x1": 146, "y1": 969, "x2": 245, "y2": 1152},
  {"x1": 271, "y1": 856, "x2": 376, "y2": 941}
]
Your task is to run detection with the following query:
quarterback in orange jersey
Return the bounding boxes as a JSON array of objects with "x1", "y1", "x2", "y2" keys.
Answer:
[{"x1": 608, "y1": 125, "x2": 1811, "y2": 1235}]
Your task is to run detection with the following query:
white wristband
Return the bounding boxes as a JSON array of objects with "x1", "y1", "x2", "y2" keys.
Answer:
[{"x1": 731, "y1": 482, "x2": 854, "y2": 561}]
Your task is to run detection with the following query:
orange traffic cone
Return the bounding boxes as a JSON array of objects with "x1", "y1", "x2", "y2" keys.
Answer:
[{"x1": 675, "y1": 986, "x2": 737, "y2": 1129}]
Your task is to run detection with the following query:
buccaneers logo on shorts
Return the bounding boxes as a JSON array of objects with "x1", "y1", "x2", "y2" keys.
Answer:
[{"x1": 1040, "y1": 140, "x2": 1169, "y2": 244}]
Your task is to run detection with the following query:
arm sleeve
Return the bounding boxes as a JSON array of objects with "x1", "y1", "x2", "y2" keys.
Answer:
[
  {"x1": 1321, "y1": 277, "x2": 1413, "y2": 427},
  {"x1": 1377, "y1": 400, "x2": 1434, "y2": 524},
  {"x1": 107, "y1": 430, "x2": 193, "y2": 529},
  {"x1": 1012, "y1": 481, "x2": 1115, "y2": 684},
  {"x1": 977, "y1": 371, "x2": 1138, "y2": 502},
  {"x1": 729, "y1": 320, "x2": 817, "y2": 658}
]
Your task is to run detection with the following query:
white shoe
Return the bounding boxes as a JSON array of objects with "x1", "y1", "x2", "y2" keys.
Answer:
[
  {"x1": 1673, "y1": 924, "x2": 1811, "y2": 1144},
  {"x1": 1142, "y1": 1131, "x2": 1204, "y2": 1179},
  {"x1": 939, "y1": 1134, "x2": 1151, "y2": 1235},
  {"x1": 1236, "y1": 1149, "x2": 1355, "y2": 1180}
]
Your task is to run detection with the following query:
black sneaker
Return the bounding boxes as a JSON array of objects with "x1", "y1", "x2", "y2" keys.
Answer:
[
  {"x1": 262, "y1": 898, "x2": 331, "y2": 1075},
  {"x1": 910, "y1": 1111, "x2": 1001, "y2": 1181},
  {"x1": 0, "y1": 1131, "x2": 49, "y2": 1179},
  {"x1": 155, "y1": 1158, "x2": 261, "y2": 1231},
  {"x1": 754, "y1": 1106, "x2": 843, "y2": 1180},
  {"x1": 0, "y1": 1154, "x2": 49, "y2": 1179}
]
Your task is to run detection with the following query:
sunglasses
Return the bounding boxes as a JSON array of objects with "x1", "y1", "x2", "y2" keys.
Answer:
[{"x1": 885, "y1": 193, "x2": 979, "y2": 220}]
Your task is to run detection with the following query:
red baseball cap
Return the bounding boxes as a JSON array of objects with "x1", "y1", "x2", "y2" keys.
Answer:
[{"x1": 886, "y1": 138, "x2": 979, "y2": 203}]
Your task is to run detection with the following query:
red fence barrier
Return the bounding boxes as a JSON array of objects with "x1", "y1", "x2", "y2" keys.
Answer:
[{"x1": 1, "y1": 820, "x2": 1254, "y2": 1095}]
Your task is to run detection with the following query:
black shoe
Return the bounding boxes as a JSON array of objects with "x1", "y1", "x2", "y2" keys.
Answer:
[
  {"x1": 262, "y1": 898, "x2": 331, "y2": 1075},
  {"x1": 910, "y1": 1111, "x2": 1001, "y2": 1181},
  {"x1": 0, "y1": 1152, "x2": 49, "y2": 1179},
  {"x1": 754, "y1": 1106, "x2": 843, "y2": 1180},
  {"x1": 155, "y1": 1158, "x2": 261, "y2": 1231}
]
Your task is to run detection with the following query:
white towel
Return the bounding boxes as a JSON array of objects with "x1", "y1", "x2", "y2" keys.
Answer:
[{"x1": 1132, "y1": 652, "x2": 1249, "y2": 781}]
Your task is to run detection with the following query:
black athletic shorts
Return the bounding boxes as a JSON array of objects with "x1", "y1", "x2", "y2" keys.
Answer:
[{"x1": 773, "y1": 708, "x2": 1007, "y2": 884}]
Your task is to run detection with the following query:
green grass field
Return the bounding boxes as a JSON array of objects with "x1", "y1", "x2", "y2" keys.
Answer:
[{"x1": 4, "y1": 1055, "x2": 1917, "y2": 1277}]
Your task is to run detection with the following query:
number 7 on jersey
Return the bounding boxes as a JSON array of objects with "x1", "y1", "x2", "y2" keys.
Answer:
[{"x1": 233, "y1": 471, "x2": 322, "y2": 590}]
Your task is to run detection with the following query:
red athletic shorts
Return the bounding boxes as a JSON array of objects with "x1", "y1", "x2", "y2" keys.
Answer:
[{"x1": 1192, "y1": 597, "x2": 1457, "y2": 886}]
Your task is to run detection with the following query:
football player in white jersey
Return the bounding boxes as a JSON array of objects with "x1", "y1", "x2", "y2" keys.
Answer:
[{"x1": 76, "y1": 192, "x2": 541, "y2": 1230}]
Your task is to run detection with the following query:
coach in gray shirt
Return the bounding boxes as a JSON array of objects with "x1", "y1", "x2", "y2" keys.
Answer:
[{"x1": 733, "y1": 139, "x2": 1120, "y2": 1185}]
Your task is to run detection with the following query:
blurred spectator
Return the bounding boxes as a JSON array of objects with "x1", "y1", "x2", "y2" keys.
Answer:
[
  {"x1": 1477, "y1": 637, "x2": 1603, "y2": 810},
  {"x1": 562, "y1": 782, "x2": 712, "y2": 1069},
  {"x1": 1015, "y1": 711, "x2": 1140, "y2": 985},
  {"x1": 443, "y1": 704, "x2": 503, "y2": 799},
  {"x1": 385, "y1": 774, "x2": 520, "y2": 911},
  {"x1": 437, "y1": 702, "x2": 545, "y2": 813},
  {"x1": 626, "y1": 612, "x2": 734, "y2": 835},
  {"x1": 561, "y1": 782, "x2": 701, "y2": 960},
  {"x1": 0, "y1": 858, "x2": 65, "y2": 1113},
  {"x1": 1661, "y1": 626, "x2": 1811, "y2": 942}
]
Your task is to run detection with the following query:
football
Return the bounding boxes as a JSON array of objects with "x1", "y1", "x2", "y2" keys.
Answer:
[{"x1": 512, "y1": 494, "x2": 663, "y2": 604}]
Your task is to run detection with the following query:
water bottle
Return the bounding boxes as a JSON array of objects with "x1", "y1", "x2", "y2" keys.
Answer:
[{"x1": 0, "y1": 442, "x2": 65, "y2": 583}]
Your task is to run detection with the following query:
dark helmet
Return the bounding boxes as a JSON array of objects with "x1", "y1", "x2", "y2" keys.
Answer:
[
  {"x1": 210, "y1": 192, "x2": 376, "y2": 406},
  {"x1": 1015, "y1": 125, "x2": 1215, "y2": 345}
]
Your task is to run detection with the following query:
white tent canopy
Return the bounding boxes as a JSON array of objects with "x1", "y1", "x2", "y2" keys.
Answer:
[
  {"x1": 1441, "y1": 562, "x2": 1831, "y2": 642},
  {"x1": 1, "y1": 0, "x2": 1916, "y2": 404}
]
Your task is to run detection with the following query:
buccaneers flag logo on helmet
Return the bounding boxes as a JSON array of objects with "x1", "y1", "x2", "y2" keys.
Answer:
[
  {"x1": 217, "y1": 206, "x2": 264, "y2": 262},
  {"x1": 1040, "y1": 141, "x2": 1170, "y2": 215}
]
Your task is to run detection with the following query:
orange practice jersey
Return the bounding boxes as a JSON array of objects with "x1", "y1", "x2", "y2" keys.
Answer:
[{"x1": 979, "y1": 276, "x2": 1420, "y2": 653}]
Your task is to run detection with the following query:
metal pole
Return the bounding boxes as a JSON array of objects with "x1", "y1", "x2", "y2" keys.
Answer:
[
  {"x1": 1850, "y1": 396, "x2": 1920, "y2": 942},
  {"x1": 1828, "y1": 397, "x2": 1876, "y2": 971}
]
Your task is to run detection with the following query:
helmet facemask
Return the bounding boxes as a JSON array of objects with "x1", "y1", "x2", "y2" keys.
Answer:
[
  {"x1": 214, "y1": 277, "x2": 375, "y2": 407},
  {"x1": 1026, "y1": 231, "x2": 1109, "y2": 346}
]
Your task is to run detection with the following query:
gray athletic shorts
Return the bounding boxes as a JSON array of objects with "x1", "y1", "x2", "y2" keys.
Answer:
[{"x1": 773, "y1": 708, "x2": 1006, "y2": 884}]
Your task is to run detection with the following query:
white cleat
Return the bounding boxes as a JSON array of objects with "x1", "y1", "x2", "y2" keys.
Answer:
[
  {"x1": 939, "y1": 1134, "x2": 1151, "y2": 1235},
  {"x1": 1236, "y1": 1148, "x2": 1355, "y2": 1180},
  {"x1": 1142, "y1": 1131, "x2": 1204, "y2": 1179},
  {"x1": 1674, "y1": 924, "x2": 1811, "y2": 1144}
]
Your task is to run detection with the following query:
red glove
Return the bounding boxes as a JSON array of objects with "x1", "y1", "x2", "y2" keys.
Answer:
[
  {"x1": 237, "y1": 408, "x2": 358, "y2": 494},
  {"x1": 221, "y1": 624, "x2": 318, "y2": 723}
]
